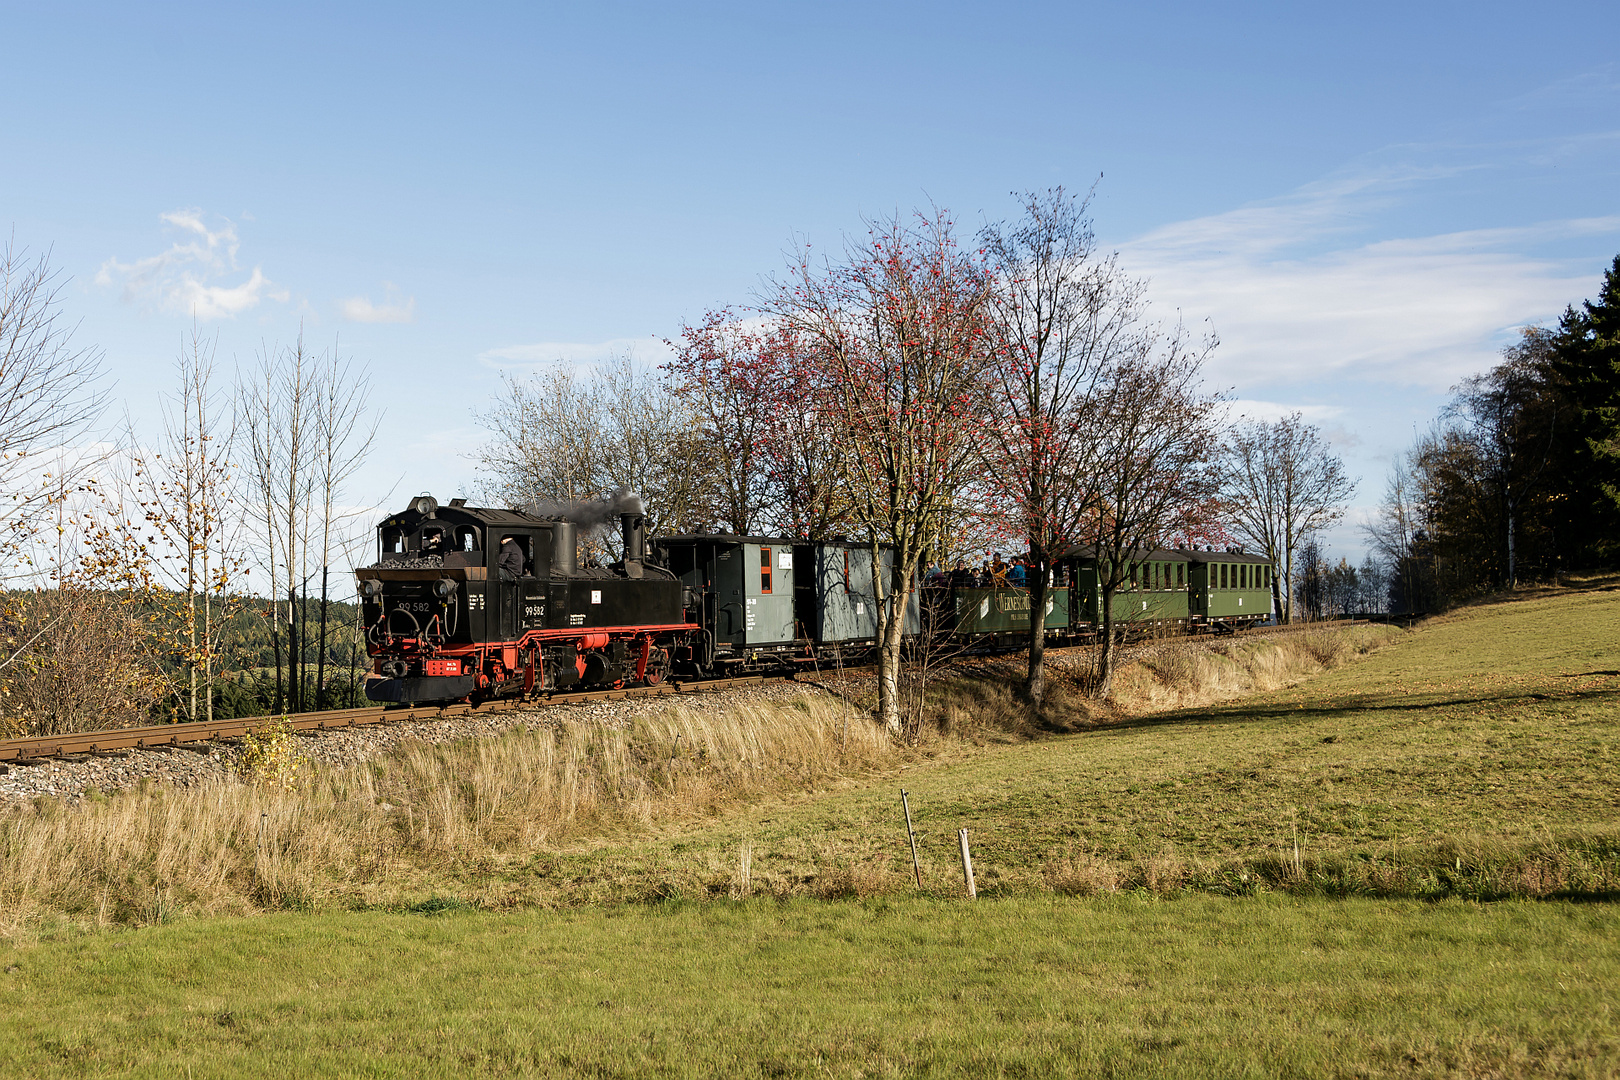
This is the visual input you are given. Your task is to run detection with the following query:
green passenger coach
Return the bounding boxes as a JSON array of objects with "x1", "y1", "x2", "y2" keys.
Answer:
[
  {"x1": 1062, "y1": 547, "x2": 1192, "y2": 635},
  {"x1": 1187, "y1": 548, "x2": 1273, "y2": 629}
]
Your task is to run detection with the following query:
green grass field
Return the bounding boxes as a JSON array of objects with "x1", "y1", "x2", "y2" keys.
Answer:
[
  {"x1": 2, "y1": 584, "x2": 1617, "y2": 1076},
  {"x1": 4, "y1": 897, "x2": 1616, "y2": 1078}
]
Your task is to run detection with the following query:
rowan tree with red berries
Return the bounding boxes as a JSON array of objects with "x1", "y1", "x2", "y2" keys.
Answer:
[{"x1": 762, "y1": 208, "x2": 995, "y2": 734}]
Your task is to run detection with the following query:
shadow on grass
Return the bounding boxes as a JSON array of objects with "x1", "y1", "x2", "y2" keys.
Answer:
[{"x1": 1086, "y1": 684, "x2": 1620, "y2": 736}]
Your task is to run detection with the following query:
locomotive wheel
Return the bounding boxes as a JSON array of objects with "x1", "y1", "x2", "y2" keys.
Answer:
[{"x1": 643, "y1": 647, "x2": 671, "y2": 686}]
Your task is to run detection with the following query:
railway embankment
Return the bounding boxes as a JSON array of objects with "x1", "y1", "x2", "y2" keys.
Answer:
[{"x1": 2, "y1": 587, "x2": 1615, "y2": 932}]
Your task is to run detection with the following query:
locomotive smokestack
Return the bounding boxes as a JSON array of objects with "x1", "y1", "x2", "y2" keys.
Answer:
[
  {"x1": 620, "y1": 496, "x2": 646, "y2": 579},
  {"x1": 552, "y1": 520, "x2": 577, "y2": 577}
]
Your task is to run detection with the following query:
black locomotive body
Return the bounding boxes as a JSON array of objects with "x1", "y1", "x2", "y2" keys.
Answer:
[{"x1": 360, "y1": 495, "x2": 695, "y2": 704}]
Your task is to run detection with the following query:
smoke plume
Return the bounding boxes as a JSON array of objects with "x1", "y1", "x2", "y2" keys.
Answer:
[{"x1": 523, "y1": 487, "x2": 644, "y2": 529}]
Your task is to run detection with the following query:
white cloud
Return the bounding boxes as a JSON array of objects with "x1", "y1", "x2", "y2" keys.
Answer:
[
  {"x1": 1121, "y1": 187, "x2": 1619, "y2": 392},
  {"x1": 341, "y1": 294, "x2": 417, "y2": 323},
  {"x1": 478, "y1": 335, "x2": 676, "y2": 370},
  {"x1": 97, "y1": 208, "x2": 285, "y2": 319},
  {"x1": 1222, "y1": 399, "x2": 1346, "y2": 424}
]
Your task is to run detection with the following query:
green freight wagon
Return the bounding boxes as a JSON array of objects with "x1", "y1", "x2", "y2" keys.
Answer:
[{"x1": 1187, "y1": 548, "x2": 1273, "y2": 629}]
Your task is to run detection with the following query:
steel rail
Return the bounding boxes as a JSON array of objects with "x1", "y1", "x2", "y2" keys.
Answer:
[
  {"x1": 0, "y1": 674, "x2": 780, "y2": 764},
  {"x1": 0, "y1": 618, "x2": 1384, "y2": 765}
]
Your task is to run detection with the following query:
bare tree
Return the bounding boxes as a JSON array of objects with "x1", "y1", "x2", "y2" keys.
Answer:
[
  {"x1": 105, "y1": 328, "x2": 246, "y2": 722},
  {"x1": 1357, "y1": 555, "x2": 1387, "y2": 614},
  {"x1": 979, "y1": 186, "x2": 1138, "y2": 706},
  {"x1": 478, "y1": 355, "x2": 707, "y2": 548},
  {"x1": 763, "y1": 207, "x2": 994, "y2": 734},
  {"x1": 0, "y1": 241, "x2": 109, "y2": 576},
  {"x1": 666, "y1": 311, "x2": 778, "y2": 533},
  {"x1": 1220, "y1": 413, "x2": 1356, "y2": 623},
  {"x1": 478, "y1": 366, "x2": 605, "y2": 514},
  {"x1": 1077, "y1": 326, "x2": 1224, "y2": 697},
  {"x1": 238, "y1": 332, "x2": 380, "y2": 714},
  {"x1": 242, "y1": 337, "x2": 314, "y2": 713},
  {"x1": 311, "y1": 346, "x2": 379, "y2": 710},
  {"x1": 597, "y1": 355, "x2": 708, "y2": 540},
  {"x1": 1364, "y1": 454, "x2": 1428, "y2": 613}
]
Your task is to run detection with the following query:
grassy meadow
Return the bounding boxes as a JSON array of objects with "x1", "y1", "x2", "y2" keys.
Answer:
[
  {"x1": 1, "y1": 582, "x2": 1617, "y2": 1075},
  {"x1": 3, "y1": 896, "x2": 1616, "y2": 1078}
]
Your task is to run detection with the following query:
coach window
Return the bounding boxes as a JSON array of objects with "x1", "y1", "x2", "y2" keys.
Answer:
[
  {"x1": 1220, "y1": 564, "x2": 1228, "y2": 589},
  {"x1": 843, "y1": 548, "x2": 851, "y2": 592},
  {"x1": 760, "y1": 547, "x2": 773, "y2": 594}
]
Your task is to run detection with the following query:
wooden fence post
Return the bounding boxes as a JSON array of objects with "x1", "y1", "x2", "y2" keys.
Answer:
[
  {"x1": 901, "y1": 790, "x2": 922, "y2": 888},
  {"x1": 959, "y1": 828, "x2": 976, "y2": 899}
]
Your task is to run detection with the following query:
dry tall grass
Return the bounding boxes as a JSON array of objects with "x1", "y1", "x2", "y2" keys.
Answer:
[
  {"x1": 0, "y1": 623, "x2": 1423, "y2": 935},
  {"x1": 0, "y1": 694, "x2": 902, "y2": 934},
  {"x1": 1109, "y1": 624, "x2": 1403, "y2": 712}
]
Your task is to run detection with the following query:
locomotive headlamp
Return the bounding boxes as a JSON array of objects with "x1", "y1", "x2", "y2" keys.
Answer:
[
  {"x1": 412, "y1": 495, "x2": 438, "y2": 515},
  {"x1": 433, "y1": 577, "x2": 458, "y2": 599},
  {"x1": 360, "y1": 579, "x2": 384, "y2": 599}
]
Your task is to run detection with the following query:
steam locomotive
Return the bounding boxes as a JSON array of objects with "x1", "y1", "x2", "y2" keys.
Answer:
[{"x1": 358, "y1": 495, "x2": 1275, "y2": 705}]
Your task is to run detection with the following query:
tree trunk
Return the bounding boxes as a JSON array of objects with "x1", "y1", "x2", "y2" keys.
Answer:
[
  {"x1": 1506, "y1": 492, "x2": 1517, "y2": 589},
  {"x1": 288, "y1": 588, "x2": 299, "y2": 714},
  {"x1": 187, "y1": 587, "x2": 197, "y2": 723},
  {"x1": 876, "y1": 594, "x2": 906, "y2": 735},
  {"x1": 270, "y1": 601, "x2": 285, "y2": 716},
  {"x1": 1025, "y1": 544, "x2": 1048, "y2": 707},
  {"x1": 1095, "y1": 586, "x2": 1117, "y2": 698},
  {"x1": 1270, "y1": 562, "x2": 1283, "y2": 624},
  {"x1": 1281, "y1": 549, "x2": 1294, "y2": 623},
  {"x1": 203, "y1": 579, "x2": 213, "y2": 723},
  {"x1": 316, "y1": 565, "x2": 329, "y2": 710}
]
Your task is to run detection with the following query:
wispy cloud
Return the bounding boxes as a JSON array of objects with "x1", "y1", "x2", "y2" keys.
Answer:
[
  {"x1": 96, "y1": 209, "x2": 286, "y2": 319},
  {"x1": 478, "y1": 335, "x2": 676, "y2": 370},
  {"x1": 1122, "y1": 181, "x2": 1619, "y2": 392},
  {"x1": 340, "y1": 288, "x2": 417, "y2": 324}
]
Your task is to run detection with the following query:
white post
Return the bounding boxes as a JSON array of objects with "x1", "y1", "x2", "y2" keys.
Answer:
[{"x1": 958, "y1": 828, "x2": 976, "y2": 900}]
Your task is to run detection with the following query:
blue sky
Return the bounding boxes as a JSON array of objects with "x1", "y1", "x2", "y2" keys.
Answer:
[{"x1": 4, "y1": 1, "x2": 1618, "y2": 566}]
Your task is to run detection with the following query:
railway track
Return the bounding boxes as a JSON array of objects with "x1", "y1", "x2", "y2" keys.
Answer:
[
  {"x1": 0, "y1": 674, "x2": 790, "y2": 767},
  {"x1": 0, "y1": 617, "x2": 1395, "y2": 769}
]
